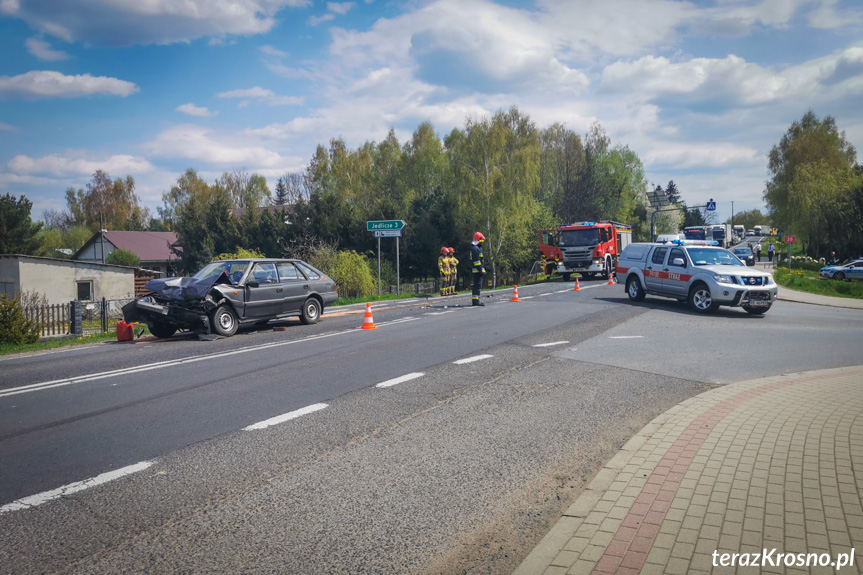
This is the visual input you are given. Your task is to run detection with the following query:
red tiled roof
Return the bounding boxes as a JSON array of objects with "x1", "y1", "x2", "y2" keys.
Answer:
[{"x1": 101, "y1": 231, "x2": 180, "y2": 262}]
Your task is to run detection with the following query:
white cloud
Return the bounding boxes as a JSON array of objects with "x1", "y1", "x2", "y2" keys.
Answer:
[
  {"x1": 260, "y1": 45, "x2": 288, "y2": 57},
  {"x1": 309, "y1": 13, "x2": 335, "y2": 26},
  {"x1": 217, "y1": 86, "x2": 303, "y2": 106},
  {"x1": 25, "y1": 37, "x2": 69, "y2": 61},
  {"x1": 176, "y1": 103, "x2": 218, "y2": 117},
  {"x1": 7, "y1": 152, "x2": 154, "y2": 176},
  {"x1": 143, "y1": 124, "x2": 285, "y2": 168},
  {"x1": 644, "y1": 141, "x2": 760, "y2": 169},
  {"x1": 601, "y1": 55, "x2": 788, "y2": 107},
  {"x1": 4, "y1": 0, "x2": 312, "y2": 46},
  {"x1": 0, "y1": 70, "x2": 138, "y2": 98},
  {"x1": 328, "y1": 2, "x2": 355, "y2": 15},
  {"x1": 809, "y1": 0, "x2": 863, "y2": 28}
]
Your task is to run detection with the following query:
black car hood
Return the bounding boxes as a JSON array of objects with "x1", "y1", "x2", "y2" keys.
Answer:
[{"x1": 146, "y1": 272, "x2": 232, "y2": 301}]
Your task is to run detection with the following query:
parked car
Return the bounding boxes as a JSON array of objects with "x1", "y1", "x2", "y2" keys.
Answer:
[
  {"x1": 731, "y1": 246, "x2": 755, "y2": 266},
  {"x1": 745, "y1": 229, "x2": 756, "y2": 237},
  {"x1": 122, "y1": 258, "x2": 338, "y2": 338},
  {"x1": 819, "y1": 259, "x2": 863, "y2": 281}
]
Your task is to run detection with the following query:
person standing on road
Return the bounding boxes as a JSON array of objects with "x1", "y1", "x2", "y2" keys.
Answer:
[
  {"x1": 768, "y1": 243, "x2": 775, "y2": 264},
  {"x1": 470, "y1": 232, "x2": 486, "y2": 306},
  {"x1": 447, "y1": 248, "x2": 458, "y2": 295},
  {"x1": 438, "y1": 247, "x2": 449, "y2": 296},
  {"x1": 755, "y1": 243, "x2": 762, "y2": 262}
]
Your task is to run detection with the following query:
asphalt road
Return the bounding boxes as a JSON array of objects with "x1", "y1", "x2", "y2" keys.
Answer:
[{"x1": 1, "y1": 279, "x2": 861, "y2": 574}]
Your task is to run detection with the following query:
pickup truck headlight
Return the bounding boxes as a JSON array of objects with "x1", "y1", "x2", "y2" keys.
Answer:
[{"x1": 713, "y1": 273, "x2": 734, "y2": 284}]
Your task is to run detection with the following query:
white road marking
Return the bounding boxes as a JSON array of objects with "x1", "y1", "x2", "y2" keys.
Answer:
[
  {"x1": 243, "y1": 403, "x2": 328, "y2": 431},
  {"x1": 376, "y1": 373, "x2": 424, "y2": 388},
  {"x1": 609, "y1": 336, "x2": 644, "y2": 339},
  {"x1": 532, "y1": 341, "x2": 570, "y2": 347},
  {"x1": 453, "y1": 354, "x2": 493, "y2": 364},
  {"x1": 426, "y1": 310, "x2": 456, "y2": 315},
  {"x1": 537, "y1": 293, "x2": 552, "y2": 297},
  {"x1": 0, "y1": 461, "x2": 155, "y2": 514},
  {"x1": 0, "y1": 318, "x2": 420, "y2": 400}
]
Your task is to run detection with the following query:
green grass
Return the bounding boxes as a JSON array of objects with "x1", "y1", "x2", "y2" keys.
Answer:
[
  {"x1": 0, "y1": 331, "x2": 119, "y2": 356},
  {"x1": 774, "y1": 266, "x2": 863, "y2": 299}
]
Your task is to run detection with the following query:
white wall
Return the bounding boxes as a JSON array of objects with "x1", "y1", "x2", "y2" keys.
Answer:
[{"x1": 6, "y1": 256, "x2": 135, "y2": 305}]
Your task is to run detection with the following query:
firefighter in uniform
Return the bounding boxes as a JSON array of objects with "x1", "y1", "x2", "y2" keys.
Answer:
[
  {"x1": 438, "y1": 247, "x2": 449, "y2": 296},
  {"x1": 447, "y1": 247, "x2": 458, "y2": 295},
  {"x1": 470, "y1": 232, "x2": 486, "y2": 306}
]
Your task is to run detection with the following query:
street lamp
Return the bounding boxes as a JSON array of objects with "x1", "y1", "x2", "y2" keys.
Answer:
[{"x1": 647, "y1": 187, "x2": 672, "y2": 242}]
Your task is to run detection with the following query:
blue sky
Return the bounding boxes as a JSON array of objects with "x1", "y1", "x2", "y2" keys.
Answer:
[{"x1": 1, "y1": 0, "x2": 862, "y2": 226}]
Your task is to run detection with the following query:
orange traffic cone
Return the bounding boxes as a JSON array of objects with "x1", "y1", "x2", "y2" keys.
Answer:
[
  {"x1": 511, "y1": 285, "x2": 521, "y2": 302},
  {"x1": 607, "y1": 274, "x2": 615, "y2": 285},
  {"x1": 361, "y1": 302, "x2": 377, "y2": 330},
  {"x1": 574, "y1": 278, "x2": 581, "y2": 291}
]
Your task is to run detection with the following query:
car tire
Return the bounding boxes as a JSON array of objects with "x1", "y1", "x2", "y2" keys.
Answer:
[
  {"x1": 743, "y1": 304, "x2": 770, "y2": 315},
  {"x1": 626, "y1": 276, "x2": 646, "y2": 302},
  {"x1": 834, "y1": 272, "x2": 845, "y2": 281},
  {"x1": 211, "y1": 304, "x2": 239, "y2": 336},
  {"x1": 300, "y1": 297, "x2": 321, "y2": 325},
  {"x1": 148, "y1": 322, "x2": 176, "y2": 339},
  {"x1": 688, "y1": 283, "x2": 719, "y2": 314}
]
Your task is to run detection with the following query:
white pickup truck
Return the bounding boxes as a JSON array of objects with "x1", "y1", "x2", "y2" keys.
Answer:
[{"x1": 616, "y1": 243, "x2": 778, "y2": 314}]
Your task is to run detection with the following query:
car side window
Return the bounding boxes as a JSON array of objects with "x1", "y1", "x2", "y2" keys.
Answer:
[
  {"x1": 295, "y1": 262, "x2": 321, "y2": 280},
  {"x1": 277, "y1": 262, "x2": 301, "y2": 282},
  {"x1": 669, "y1": 248, "x2": 686, "y2": 267},
  {"x1": 251, "y1": 263, "x2": 278, "y2": 284},
  {"x1": 651, "y1": 247, "x2": 668, "y2": 265}
]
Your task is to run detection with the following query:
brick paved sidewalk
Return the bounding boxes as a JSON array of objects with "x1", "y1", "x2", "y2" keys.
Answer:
[{"x1": 515, "y1": 366, "x2": 863, "y2": 575}]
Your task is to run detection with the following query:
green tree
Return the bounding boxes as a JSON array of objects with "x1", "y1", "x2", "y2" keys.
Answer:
[
  {"x1": 106, "y1": 248, "x2": 141, "y2": 267},
  {"x1": 765, "y1": 110, "x2": 858, "y2": 256},
  {"x1": 0, "y1": 193, "x2": 42, "y2": 254},
  {"x1": 0, "y1": 294, "x2": 40, "y2": 345},
  {"x1": 65, "y1": 170, "x2": 150, "y2": 231}
]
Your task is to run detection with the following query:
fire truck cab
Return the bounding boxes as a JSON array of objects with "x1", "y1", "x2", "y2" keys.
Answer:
[{"x1": 539, "y1": 221, "x2": 633, "y2": 281}]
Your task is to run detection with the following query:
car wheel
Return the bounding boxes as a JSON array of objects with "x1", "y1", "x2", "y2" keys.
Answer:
[
  {"x1": 300, "y1": 297, "x2": 321, "y2": 325},
  {"x1": 148, "y1": 322, "x2": 176, "y2": 339},
  {"x1": 743, "y1": 304, "x2": 770, "y2": 315},
  {"x1": 688, "y1": 283, "x2": 719, "y2": 314},
  {"x1": 626, "y1": 276, "x2": 645, "y2": 302},
  {"x1": 834, "y1": 272, "x2": 845, "y2": 281},
  {"x1": 211, "y1": 304, "x2": 239, "y2": 336}
]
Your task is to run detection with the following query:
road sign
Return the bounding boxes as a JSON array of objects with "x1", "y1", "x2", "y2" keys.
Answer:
[
  {"x1": 367, "y1": 220, "x2": 405, "y2": 232},
  {"x1": 374, "y1": 230, "x2": 402, "y2": 238},
  {"x1": 784, "y1": 236, "x2": 796, "y2": 243},
  {"x1": 706, "y1": 200, "x2": 716, "y2": 211}
]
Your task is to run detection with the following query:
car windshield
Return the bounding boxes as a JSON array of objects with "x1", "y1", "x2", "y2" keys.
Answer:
[
  {"x1": 193, "y1": 261, "x2": 250, "y2": 281},
  {"x1": 559, "y1": 229, "x2": 599, "y2": 247},
  {"x1": 686, "y1": 248, "x2": 745, "y2": 267},
  {"x1": 733, "y1": 248, "x2": 752, "y2": 255}
]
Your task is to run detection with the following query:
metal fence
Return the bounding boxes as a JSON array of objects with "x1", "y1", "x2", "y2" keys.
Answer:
[{"x1": 24, "y1": 298, "x2": 136, "y2": 338}]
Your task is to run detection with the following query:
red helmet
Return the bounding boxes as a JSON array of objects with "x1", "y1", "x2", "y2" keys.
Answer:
[
  {"x1": 447, "y1": 247, "x2": 454, "y2": 254},
  {"x1": 473, "y1": 232, "x2": 485, "y2": 242},
  {"x1": 441, "y1": 247, "x2": 448, "y2": 255}
]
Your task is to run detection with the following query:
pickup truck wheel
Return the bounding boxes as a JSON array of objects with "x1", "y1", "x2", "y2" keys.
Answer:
[
  {"x1": 626, "y1": 277, "x2": 646, "y2": 302},
  {"x1": 300, "y1": 297, "x2": 321, "y2": 325},
  {"x1": 211, "y1": 304, "x2": 239, "y2": 336},
  {"x1": 743, "y1": 304, "x2": 770, "y2": 315},
  {"x1": 688, "y1": 283, "x2": 719, "y2": 314},
  {"x1": 148, "y1": 322, "x2": 176, "y2": 339}
]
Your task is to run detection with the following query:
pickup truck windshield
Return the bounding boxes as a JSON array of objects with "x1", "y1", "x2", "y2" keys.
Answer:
[
  {"x1": 686, "y1": 248, "x2": 744, "y2": 267},
  {"x1": 559, "y1": 229, "x2": 599, "y2": 247}
]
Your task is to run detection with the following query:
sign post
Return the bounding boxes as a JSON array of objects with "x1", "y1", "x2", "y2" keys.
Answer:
[
  {"x1": 368, "y1": 220, "x2": 406, "y2": 295},
  {"x1": 784, "y1": 236, "x2": 795, "y2": 269}
]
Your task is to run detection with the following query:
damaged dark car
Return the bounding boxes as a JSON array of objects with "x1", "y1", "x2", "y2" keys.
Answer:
[{"x1": 122, "y1": 259, "x2": 338, "y2": 338}]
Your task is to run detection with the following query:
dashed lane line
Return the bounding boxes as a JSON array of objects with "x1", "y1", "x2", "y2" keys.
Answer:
[
  {"x1": 453, "y1": 354, "x2": 493, "y2": 365},
  {"x1": 243, "y1": 403, "x2": 328, "y2": 431},
  {"x1": 376, "y1": 373, "x2": 425, "y2": 388}
]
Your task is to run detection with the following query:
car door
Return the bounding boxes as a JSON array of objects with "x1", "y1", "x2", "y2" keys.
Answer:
[
  {"x1": 276, "y1": 261, "x2": 310, "y2": 314},
  {"x1": 664, "y1": 247, "x2": 691, "y2": 297},
  {"x1": 848, "y1": 261, "x2": 863, "y2": 280},
  {"x1": 243, "y1": 262, "x2": 284, "y2": 318},
  {"x1": 643, "y1": 246, "x2": 668, "y2": 292}
]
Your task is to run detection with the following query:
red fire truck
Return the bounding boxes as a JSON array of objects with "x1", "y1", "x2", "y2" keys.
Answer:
[{"x1": 539, "y1": 220, "x2": 633, "y2": 281}]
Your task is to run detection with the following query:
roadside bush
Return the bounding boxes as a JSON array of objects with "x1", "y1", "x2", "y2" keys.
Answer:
[
  {"x1": 214, "y1": 247, "x2": 265, "y2": 260},
  {"x1": 0, "y1": 294, "x2": 40, "y2": 345},
  {"x1": 106, "y1": 248, "x2": 141, "y2": 267},
  {"x1": 327, "y1": 250, "x2": 376, "y2": 298}
]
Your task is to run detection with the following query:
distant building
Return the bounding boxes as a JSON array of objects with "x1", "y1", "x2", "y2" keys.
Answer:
[{"x1": 73, "y1": 231, "x2": 181, "y2": 276}]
